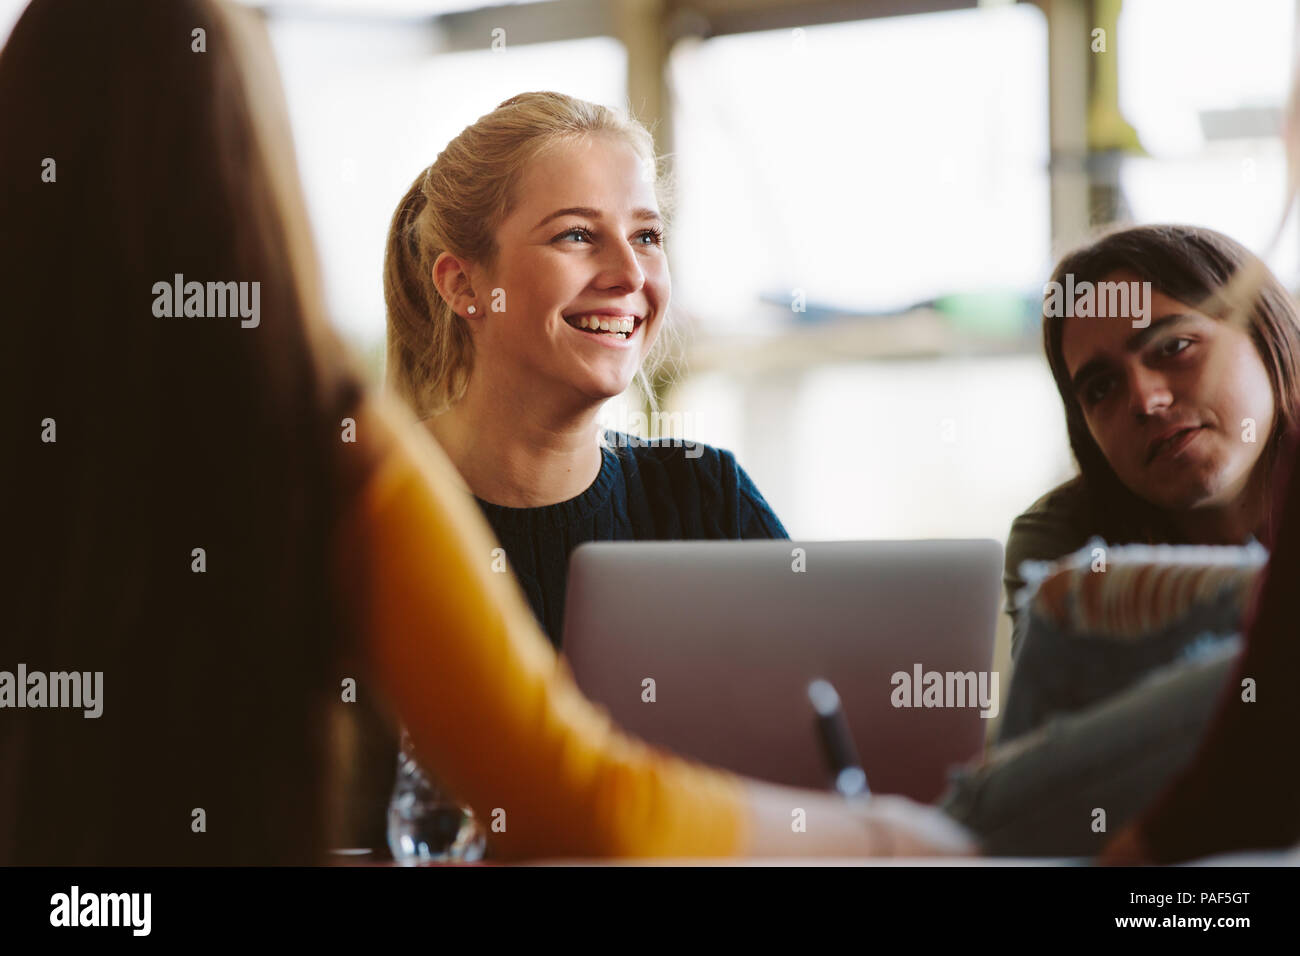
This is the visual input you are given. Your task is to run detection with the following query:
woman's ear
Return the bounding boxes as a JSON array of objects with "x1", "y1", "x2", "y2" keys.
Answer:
[{"x1": 431, "y1": 251, "x2": 482, "y2": 323}]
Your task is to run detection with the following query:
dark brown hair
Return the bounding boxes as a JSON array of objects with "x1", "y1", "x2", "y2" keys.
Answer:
[
  {"x1": 0, "y1": 0, "x2": 368, "y2": 863},
  {"x1": 1043, "y1": 223, "x2": 1300, "y2": 543}
]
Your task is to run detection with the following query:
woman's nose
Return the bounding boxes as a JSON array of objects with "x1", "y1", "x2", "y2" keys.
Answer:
[
  {"x1": 1128, "y1": 365, "x2": 1174, "y2": 420},
  {"x1": 595, "y1": 237, "x2": 646, "y2": 293}
]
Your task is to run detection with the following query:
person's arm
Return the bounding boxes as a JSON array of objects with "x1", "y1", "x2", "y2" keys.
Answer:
[
  {"x1": 1003, "y1": 487, "x2": 1090, "y2": 659},
  {"x1": 1101, "y1": 430, "x2": 1300, "y2": 863},
  {"x1": 1100, "y1": 825, "x2": 1153, "y2": 865},
  {"x1": 339, "y1": 395, "x2": 974, "y2": 860}
]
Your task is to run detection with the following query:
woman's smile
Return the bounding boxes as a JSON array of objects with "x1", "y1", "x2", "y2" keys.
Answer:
[{"x1": 562, "y1": 310, "x2": 645, "y2": 345}]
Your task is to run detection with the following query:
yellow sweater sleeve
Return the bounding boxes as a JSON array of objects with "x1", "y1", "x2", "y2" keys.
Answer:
[{"x1": 339, "y1": 398, "x2": 751, "y2": 861}]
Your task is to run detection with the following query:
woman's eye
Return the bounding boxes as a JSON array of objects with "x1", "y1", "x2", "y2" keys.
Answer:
[
  {"x1": 1083, "y1": 376, "x2": 1114, "y2": 406},
  {"x1": 1158, "y1": 337, "x2": 1192, "y2": 357},
  {"x1": 556, "y1": 226, "x2": 664, "y2": 247}
]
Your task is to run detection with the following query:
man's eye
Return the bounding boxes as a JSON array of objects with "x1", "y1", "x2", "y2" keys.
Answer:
[{"x1": 1159, "y1": 337, "x2": 1192, "y2": 357}]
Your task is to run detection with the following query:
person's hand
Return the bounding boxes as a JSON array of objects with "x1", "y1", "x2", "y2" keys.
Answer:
[
  {"x1": 741, "y1": 781, "x2": 980, "y2": 858},
  {"x1": 847, "y1": 794, "x2": 981, "y2": 858}
]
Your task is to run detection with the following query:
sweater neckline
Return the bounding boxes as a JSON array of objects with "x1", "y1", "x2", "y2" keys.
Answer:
[{"x1": 473, "y1": 435, "x2": 622, "y2": 532}]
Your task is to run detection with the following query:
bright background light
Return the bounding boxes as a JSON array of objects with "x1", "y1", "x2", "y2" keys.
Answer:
[{"x1": 2, "y1": 0, "x2": 1294, "y2": 556}]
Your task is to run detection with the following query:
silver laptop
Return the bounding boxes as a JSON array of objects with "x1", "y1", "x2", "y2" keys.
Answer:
[{"x1": 562, "y1": 540, "x2": 1003, "y2": 802}]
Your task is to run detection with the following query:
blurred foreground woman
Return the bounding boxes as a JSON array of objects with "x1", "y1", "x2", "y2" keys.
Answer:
[{"x1": 0, "y1": 0, "x2": 971, "y2": 864}]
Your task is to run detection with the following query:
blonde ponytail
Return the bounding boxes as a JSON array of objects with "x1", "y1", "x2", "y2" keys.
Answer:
[{"x1": 383, "y1": 171, "x2": 474, "y2": 418}]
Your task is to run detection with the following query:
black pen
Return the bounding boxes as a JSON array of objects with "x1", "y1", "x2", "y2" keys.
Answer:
[{"x1": 807, "y1": 678, "x2": 871, "y2": 801}]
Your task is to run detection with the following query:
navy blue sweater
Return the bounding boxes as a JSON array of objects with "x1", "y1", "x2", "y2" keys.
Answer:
[{"x1": 475, "y1": 431, "x2": 789, "y2": 647}]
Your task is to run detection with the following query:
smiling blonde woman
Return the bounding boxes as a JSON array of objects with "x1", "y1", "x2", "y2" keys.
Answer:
[{"x1": 385, "y1": 92, "x2": 788, "y2": 645}]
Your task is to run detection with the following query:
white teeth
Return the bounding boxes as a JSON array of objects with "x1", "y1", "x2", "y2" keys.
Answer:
[{"x1": 568, "y1": 314, "x2": 638, "y2": 337}]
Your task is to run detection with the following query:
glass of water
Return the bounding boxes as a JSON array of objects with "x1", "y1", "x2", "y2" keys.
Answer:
[{"x1": 386, "y1": 728, "x2": 487, "y2": 865}]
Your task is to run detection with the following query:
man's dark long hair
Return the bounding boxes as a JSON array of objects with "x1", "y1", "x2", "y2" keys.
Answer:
[
  {"x1": 1042, "y1": 224, "x2": 1300, "y2": 545},
  {"x1": 0, "y1": 0, "x2": 367, "y2": 863}
]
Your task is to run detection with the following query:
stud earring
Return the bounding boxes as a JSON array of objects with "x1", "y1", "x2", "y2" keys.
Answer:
[{"x1": 467, "y1": 305, "x2": 476, "y2": 315}]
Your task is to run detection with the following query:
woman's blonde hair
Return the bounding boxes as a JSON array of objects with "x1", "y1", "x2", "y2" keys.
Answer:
[{"x1": 384, "y1": 90, "x2": 672, "y2": 419}]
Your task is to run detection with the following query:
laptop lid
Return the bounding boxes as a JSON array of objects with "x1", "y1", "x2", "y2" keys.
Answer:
[{"x1": 562, "y1": 539, "x2": 1003, "y2": 802}]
